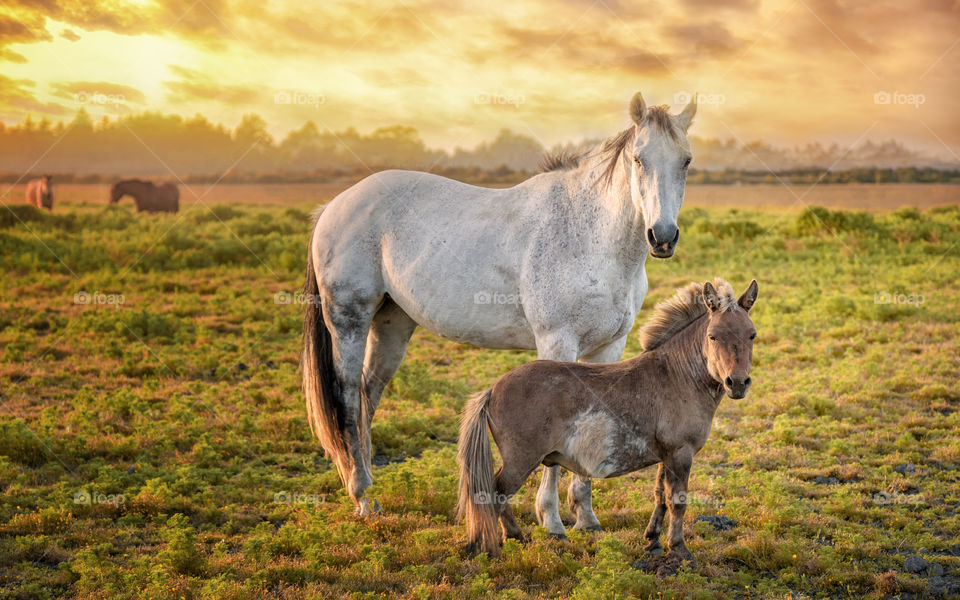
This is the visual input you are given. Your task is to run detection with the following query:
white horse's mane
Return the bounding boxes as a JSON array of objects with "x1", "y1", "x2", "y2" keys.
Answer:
[{"x1": 539, "y1": 105, "x2": 684, "y2": 189}]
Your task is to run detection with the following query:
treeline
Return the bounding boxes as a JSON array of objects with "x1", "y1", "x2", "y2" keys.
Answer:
[
  {"x1": 0, "y1": 109, "x2": 544, "y2": 176},
  {"x1": 1, "y1": 109, "x2": 957, "y2": 182},
  {"x1": 686, "y1": 167, "x2": 960, "y2": 185}
]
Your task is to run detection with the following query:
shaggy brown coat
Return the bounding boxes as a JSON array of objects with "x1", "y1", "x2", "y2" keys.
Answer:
[{"x1": 458, "y1": 279, "x2": 759, "y2": 569}]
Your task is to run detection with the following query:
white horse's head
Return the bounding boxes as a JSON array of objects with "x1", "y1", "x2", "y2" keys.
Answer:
[{"x1": 626, "y1": 92, "x2": 695, "y2": 258}]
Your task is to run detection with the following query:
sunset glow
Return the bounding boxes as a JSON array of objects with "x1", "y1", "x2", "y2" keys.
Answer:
[{"x1": 1, "y1": 0, "x2": 958, "y2": 157}]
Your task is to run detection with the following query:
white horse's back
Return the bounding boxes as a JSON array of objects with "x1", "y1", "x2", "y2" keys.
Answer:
[{"x1": 314, "y1": 169, "x2": 546, "y2": 347}]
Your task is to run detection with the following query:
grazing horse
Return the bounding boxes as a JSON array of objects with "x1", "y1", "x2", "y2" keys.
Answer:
[
  {"x1": 110, "y1": 179, "x2": 179, "y2": 213},
  {"x1": 303, "y1": 91, "x2": 697, "y2": 534},
  {"x1": 457, "y1": 279, "x2": 759, "y2": 570},
  {"x1": 25, "y1": 175, "x2": 53, "y2": 211}
]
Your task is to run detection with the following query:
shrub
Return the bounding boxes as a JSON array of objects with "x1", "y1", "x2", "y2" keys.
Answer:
[{"x1": 158, "y1": 513, "x2": 206, "y2": 575}]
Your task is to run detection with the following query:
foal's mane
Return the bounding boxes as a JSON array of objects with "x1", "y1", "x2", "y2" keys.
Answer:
[
  {"x1": 539, "y1": 105, "x2": 683, "y2": 189},
  {"x1": 639, "y1": 279, "x2": 738, "y2": 351}
]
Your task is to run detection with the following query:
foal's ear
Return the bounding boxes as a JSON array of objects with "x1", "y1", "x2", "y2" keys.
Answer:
[
  {"x1": 702, "y1": 281, "x2": 722, "y2": 312},
  {"x1": 630, "y1": 91, "x2": 647, "y2": 127},
  {"x1": 738, "y1": 279, "x2": 758, "y2": 312}
]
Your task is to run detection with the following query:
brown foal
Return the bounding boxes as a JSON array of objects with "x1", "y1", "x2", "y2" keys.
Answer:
[{"x1": 457, "y1": 278, "x2": 759, "y2": 570}]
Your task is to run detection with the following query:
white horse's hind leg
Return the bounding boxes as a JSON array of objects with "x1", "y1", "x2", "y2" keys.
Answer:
[
  {"x1": 323, "y1": 297, "x2": 381, "y2": 516},
  {"x1": 569, "y1": 335, "x2": 629, "y2": 531},
  {"x1": 533, "y1": 329, "x2": 579, "y2": 538},
  {"x1": 360, "y1": 299, "x2": 418, "y2": 468},
  {"x1": 568, "y1": 477, "x2": 601, "y2": 531}
]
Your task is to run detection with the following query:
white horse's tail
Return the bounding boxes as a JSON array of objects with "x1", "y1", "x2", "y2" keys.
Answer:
[
  {"x1": 302, "y1": 242, "x2": 350, "y2": 484},
  {"x1": 457, "y1": 389, "x2": 500, "y2": 556}
]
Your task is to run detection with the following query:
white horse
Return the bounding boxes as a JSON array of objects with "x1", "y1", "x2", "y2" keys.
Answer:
[{"x1": 303, "y1": 91, "x2": 696, "y2": 539}]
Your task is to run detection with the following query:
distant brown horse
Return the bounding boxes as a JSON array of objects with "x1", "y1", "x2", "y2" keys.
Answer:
[
  {"x1": 457, "y1": 279, "x2": 759, "y2": 573},
  {"x1": 25, "y1": 175, "x2": 53, "y2": 211},
  {"x1": 110, "y1": 179, "x2": 179, "y2": 213}
]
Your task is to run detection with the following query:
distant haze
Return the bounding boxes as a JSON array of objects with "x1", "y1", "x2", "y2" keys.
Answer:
[{"x1": 0, "y1": 110, "x2": 956, "y2": 178}]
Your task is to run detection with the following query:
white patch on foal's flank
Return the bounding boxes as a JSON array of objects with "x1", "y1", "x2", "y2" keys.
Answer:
[{"x1": 564, "y1": 410, "x2": 618, "y2": 478}]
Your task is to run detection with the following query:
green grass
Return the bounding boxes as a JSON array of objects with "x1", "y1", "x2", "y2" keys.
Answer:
[{"x1": 1, "y1": 200, "x2": 959, "y2": 599}]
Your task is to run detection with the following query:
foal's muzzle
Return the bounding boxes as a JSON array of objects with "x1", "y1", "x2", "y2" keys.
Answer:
[
  {"x1": 647, "y1": 226, "x2": 679, "y2": 258},
  {"x1": 724, "y1": 376, "x2": 752, "y2": 399}
]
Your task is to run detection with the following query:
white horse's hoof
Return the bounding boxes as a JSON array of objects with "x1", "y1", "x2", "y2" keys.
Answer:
[{"x1": 355, "y1": 498, "x2": 383, "y2": 517}]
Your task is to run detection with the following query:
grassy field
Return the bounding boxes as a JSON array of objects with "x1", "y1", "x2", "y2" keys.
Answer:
[{"x1": 0, "y1": 188, "x2": 959, "y2": 599}]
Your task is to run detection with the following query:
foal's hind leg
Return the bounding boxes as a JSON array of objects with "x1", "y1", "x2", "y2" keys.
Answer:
[
  {"x1": 499, "y1": 503, "x2": 524, "y2": 541},
  {"x1": 495, "y1": 458, "x2": 540, "y2": 543},
  {"x1": 360, "y1": 299, "x2": 418, "y2": 469}
]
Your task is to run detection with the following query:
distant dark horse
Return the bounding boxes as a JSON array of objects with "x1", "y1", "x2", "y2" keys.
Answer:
[
  {"x1": 26, "y1": 175, "x2": 53, "y2": 211},
  {"x1": 110, "y1": 179, "x2": 179, "y2": 213}
]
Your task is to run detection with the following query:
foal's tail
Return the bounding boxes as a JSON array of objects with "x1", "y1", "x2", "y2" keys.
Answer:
[
  {"x1": 302, "y1": 241, "x2": 349, "y2": 484},
  {"x1": 457, "y1": 389, "x2": 500, "y2": 556}
]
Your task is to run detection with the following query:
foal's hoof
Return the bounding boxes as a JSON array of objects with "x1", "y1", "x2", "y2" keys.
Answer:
[
  {"x1": 460, "y1": 541, "x2": 479, "y2": 556},
  {"x1": 644, "y1": 541, "x2": 663, "y2": 556},
  {"x1": 645, "y1": 551, "x2": 696, "y2": 577},
  {"x1": 547, "y1": 532, "x2": 569, "y2": 541}
]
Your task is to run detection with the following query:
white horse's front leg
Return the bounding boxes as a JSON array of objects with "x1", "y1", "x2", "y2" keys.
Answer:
[
  {"x1": 536, "y1": 466, "x2": 568, "y2": 537},
  {"x1": 533, "y1": 329, "x2": 580, "y2": 538},
  {"x1": 569, "y1": 335, "x2": 629, "y2": 531}
]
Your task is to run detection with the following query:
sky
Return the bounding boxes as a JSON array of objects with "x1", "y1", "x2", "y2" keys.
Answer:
[{"x1": 1, "y1": 0, "x2": 958, "y2": 159}]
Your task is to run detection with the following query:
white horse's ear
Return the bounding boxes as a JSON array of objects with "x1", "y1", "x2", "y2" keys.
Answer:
[
  {"x1": 702, "y1": 281, "x2": 722, "y2": 312},
  {"x1": 738, "y1": 279, "x2": 758, "y2": 312},
  {"x1": 630, "y1": 91, "x2": 647, "y2": 127},
  {"x1": 676, "y1": 94, "x2": 697, "y2": 131}
]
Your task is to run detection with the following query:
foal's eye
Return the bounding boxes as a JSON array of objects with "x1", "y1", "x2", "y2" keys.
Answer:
[
  {"x1": 708, "y1": 335, "x2": 717, "y2": 341},
  {"x1": 749, "y1": 332, "x2": 756, "y2": 340}
]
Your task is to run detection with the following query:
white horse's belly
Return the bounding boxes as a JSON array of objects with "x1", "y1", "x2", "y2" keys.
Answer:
[
  {"x1": 522, "y1": 260, "x2": 648, "y2": 356},
  {"x1": 381, "y1": 240, "x2": 537, "y2": 349},
  {"x1": 389, "y1": 286, "x2": 536, "y2": 349}
]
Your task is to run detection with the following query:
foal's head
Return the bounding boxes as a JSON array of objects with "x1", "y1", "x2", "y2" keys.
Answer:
[{"x1": 702, "y1": 280, "x2": 758, "y2": 399}]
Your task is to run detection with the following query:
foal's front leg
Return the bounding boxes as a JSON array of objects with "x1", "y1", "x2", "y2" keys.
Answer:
[
  {"x1": 662, "y1": 448, "x2": 694, "y2": 561},
  {"x1": 642, "y1": 463, "x2": 667, "y2": 555}
]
